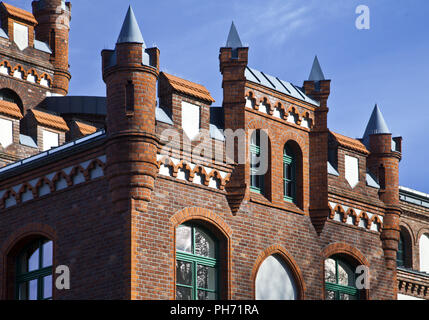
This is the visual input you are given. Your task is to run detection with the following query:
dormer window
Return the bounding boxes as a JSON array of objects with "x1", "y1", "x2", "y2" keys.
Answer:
[
  {"x1": 42, "y1": 129, "x2": 59, "y2": 151},
  {"x1": 13, "y1": 22, "x2": 29, "y2": 50},
  {"x1": 0, "y1": 117, "x2": 13, "y2": 148}
]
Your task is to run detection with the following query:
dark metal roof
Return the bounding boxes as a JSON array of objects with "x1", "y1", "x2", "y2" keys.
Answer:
[
  {"x1": 117, "y1": 6, "x2": 145, "y2": 45},
  {"x1": 226, "y1": 22, "x2": 243, "y2": 49},
  {"x1": 400, "y1": 186, "x2": 429, "y2": 208},
  {"x1": 44, "y1": 96, "x2": 107, "y2": 115},
  {"x1": 0, "y1": 130, "x2": 106, "y2": 180},
  {"x1": 34, "y1": 40, "x2": 52, "y2": 54},
  {"x1": 397, "y1": 266, "x2": 429, "y2": 278},
  {"x1": 308, "y1": 55, "x2": 325, "y2": 81},
  {"x1": 363, "y1": 104, "x2": 391, "y2": 139},
  {"x1": 245, "y1": 67, "x2": 320, "y2": 106}
]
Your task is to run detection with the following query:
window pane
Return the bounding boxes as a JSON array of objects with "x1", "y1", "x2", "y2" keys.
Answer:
[
  {"x1": 43, "y1": 275, "x2": 52, "y2": 299},
  {"x1": 18, "y1": 279, "x2": 38, "y2": 300},
  {"x1": 325, "y1": 290, "x2": 335, "y2": 300},
  {"x1": 29, "y1": 279, "x2": 38, "y2": 300},
  {"x1": 198, "y1": 290, "x2": 216, "y2": 300},
  {"x1": 42, "y1": 241, "x2": 53, "y2": 268},
  {"x1": 28, "y1": 247, "x2": 40, "y2": 273},
  {"x1": 324, "y1": 258, "x2": 336, "y2": 283},
  {"x1": 340, "y1": 293, "x2": 357, "y2": 300},
  {"x1": 197, "y1": 265, "x2": 216, "y2": 290},
  {"x1": 18, "y1": 282, "x2": 28, "y2": 300},
  {"x1": 176, "y1": 286, "x2": 192, "y2": 300},
  {"x1": 176, "y1": 260, "x2": 192, "y2": 286},
  {"x1": 338, "y1": 260, "x2": 354, "y2": 287},
  {"x1": 176, "y1": 225, "x2": 192, "y2": 253},
  {"x1": 195, "y1": 228, "x2": 215, "y2": 258}
]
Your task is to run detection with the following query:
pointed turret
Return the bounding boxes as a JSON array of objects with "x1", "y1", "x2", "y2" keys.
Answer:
[
  {"x1": 219, "y1": 22, "x2": 249, "y2": 214},
  {"x1": 363, "y1": 104, "x2": 402, "y2": 270},
  {"x1": 32, "y1": 0, "x2": 72, "y2": 95},
  {"x1": 225, "y1": 21, "x2": 244, "y2": 59},
  {"x1": 226, "y1": 21, "x2": 243, "y2": 49},
  {"x1": 308, "y1": 55, "x2": 325, "y2": 82},
  {"x1": 117, "y1": 6, "x2": 145, "y2": 45},
  {"x1": 362, "y1": 104, "x2": 390, "y2": 146},
  {"x1": 302, "y1": 55, "x2": 331, "y2": 235}
]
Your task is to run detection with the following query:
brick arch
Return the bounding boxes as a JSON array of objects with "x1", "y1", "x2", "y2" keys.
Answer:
[
  {"x1": 84, "y1": 158, "x2": 106, "y2": 178},
  {"x1": 52, "y1": 171, "x2": 72, "y2": 190},
  {"x1": 345, "y1": 208, "x2": 359, "y2": 226},
  {"x1": 0, "y1": 223, "x2": 57, "y2": 299},
  {"x1": 12, "y1": 64, "x2": 27, "y2": 78},
  {"x1": 247, "y1": 119, "x2": 268, "y2": 130},
  {"x1": 417, "y1": 229, "x2": 429, "y2": 272},
  {"x1": 282, "y1": 139, "x2": 305, "y2": 209},
  {"x1": 321, "y1": 242, "x2": 370, "y2": 300},
  {"x1": 398, "y1": 223, "x2": 414, "y2": 268},
  {"x1": 251, "y1": 245, "x2": 306, "y2": 300},
  {"x1": 330, "y1": 204, "x2": 346, "y2": 220},
  {"x1": 416, "y1": 227, "x2": 429, "y2": 244},
  {"x1": 69, "y1": 165, "x2": 89, "y2": 182},
  {"x1": 399, "y1": 222, "x2": 415, "y2": 246},
  {"x1": 321, "y1": 242, "x2": 370, "y2": 267},
  {"x1": 170, "y1": 207, "x2": 232, "y2": 300},
  {"x1": 17, "y1": 182, "x2": 36, "y2": 203},
  {"x1": 1, "y1": 189, "x2": 18, "y2": 210},
  {"x1": 26, "y1": 68, "x2": 40, "y2": 81},
  {"x1": 278, "y1": 131, "x2": 308, "y2": 155},
  {"x1": 0, "y1": 60, "x2": 12, "y2": 73}
]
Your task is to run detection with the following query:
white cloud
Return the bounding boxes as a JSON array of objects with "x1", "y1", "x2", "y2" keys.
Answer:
[{"x1": 234, "y1": 0, "x2": 347, "y2": 46}]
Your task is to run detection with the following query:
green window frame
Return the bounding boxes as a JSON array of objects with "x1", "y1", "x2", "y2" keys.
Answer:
[
  {"x1": 250, "y1": 130, "x2": 264, "y2": 194},
  {"x1": 397, "y1": 233, "x2": 405, "y2": 267},
  {"x1": 324, "y1": 256, "x2": 359, "y2": 300},
  {"x1": 16, "y1": 238, "x2": 53, "y2": 300},
  {"x1": 176, "y1": 224, "x2": 219, "y2": 300},
  {"x1": 283, "y1": 146, "x2": 296, "y2": 203}
]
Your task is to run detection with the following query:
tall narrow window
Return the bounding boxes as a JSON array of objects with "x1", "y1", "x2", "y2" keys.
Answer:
[
  {"x1": 397, "y1": 233, "x2": 405, "y2": 267},
  {"x1": 16, "y1": 238, "x2": 53, "y2": 300},
  {"x1": 125, "y1": 80, "x2": 134, "y2": 113},
  {"x1": 250, "y1": 130, "x2": 264, "y2": 194},
  {"x1": 325, "y1": 256, "x2": 360, "y2": 300},
  {"x1": 176, "y1": 224, "x2": 218, "y2": 300},
  {"x1": 283, "y1": 145, "x2": 296, "y2": 203},
  {"x1": 50, "y1": 29, "x2": 56, "y2": 57}
]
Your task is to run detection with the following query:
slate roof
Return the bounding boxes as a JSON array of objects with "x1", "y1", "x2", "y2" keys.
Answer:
[
  {"x1": 362, "y1": 104, "x2": 391, "y2": 146},
  {"x1": 245, "y1": 67, "x2": 319, "y2": 106},
  {"x1": 117, "y1": 6, "x2": 145, "y2": 45},
  {"x1": 308, "y1": 56, "x2": 325, "y2": 81}
]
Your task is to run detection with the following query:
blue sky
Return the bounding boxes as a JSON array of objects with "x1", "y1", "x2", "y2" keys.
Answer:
[{"x1": 15, "y1": 0, "x2": 429, "y2": 193}]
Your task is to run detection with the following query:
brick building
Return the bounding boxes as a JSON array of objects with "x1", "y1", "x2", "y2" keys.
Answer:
[{"x1": 0, "y1": 1, "x2": 427, "y2": 300}]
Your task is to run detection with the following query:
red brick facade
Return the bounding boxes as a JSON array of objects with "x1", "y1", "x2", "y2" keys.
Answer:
[{"x1": 0, "y1": 1, "x2": 427, "y2": 301}]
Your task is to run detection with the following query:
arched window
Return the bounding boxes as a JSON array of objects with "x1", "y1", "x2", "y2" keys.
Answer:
[
  {"x1": 176, "y1": 224, "x2": 218, "y2": 300},
  {"x1": 324, "y1": 256, "x2": 359, "y2": 300},
  {"x1": 283, "y1": 145, "x2": 296, "y2": 203},
  {"x1": 16, "y1": 238, "x2": 53, "y2": 300},
  {"x1": 0, "y1": 88, "x2": 23, "y2": 112},
  {"x1": 397, "y1": 233, "x2": 405, "y2": 267},
  {"x1": 255, "y1": 255, "x2": 298, "y2": 300},
  {"x1": 250, "y1": 130, "x2": 270, "y2": 197},
  {"x1": 420, "y1": 233, "x2": 429, "y2": 273}
]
